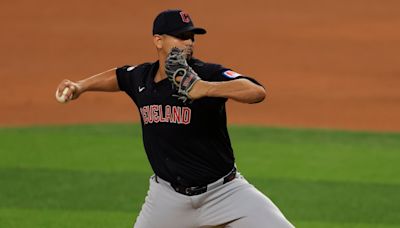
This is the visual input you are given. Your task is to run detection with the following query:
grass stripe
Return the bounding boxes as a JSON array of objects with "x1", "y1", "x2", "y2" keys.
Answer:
[
  {"x1": 0, "y1": 208, "x2": 134, "y2": 228},
  {"x1": 0, "y1": 168, "x2": 149, "y2": 212},
  {"x1": 249, "y1": 177, "x2": 400, "y2": 225},
  {"x1": 0, "y1": 168, "x2": 399, "y2": 225},
  {"x1": 1, "y1": 124, "x2": 399, "y2": 184}
]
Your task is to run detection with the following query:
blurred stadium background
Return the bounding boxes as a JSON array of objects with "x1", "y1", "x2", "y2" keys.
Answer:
[{"x1": 1, "y1": 0, "x2": 399, "y2": 227}]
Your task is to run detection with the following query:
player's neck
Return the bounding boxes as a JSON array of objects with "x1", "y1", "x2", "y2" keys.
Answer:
[
  {"x1": 154, "y1": 64, "x2": 167, "y2": 83},
  {"x1": 154, "y1": 55, "x2": 167, "y2": 82},
  {"x1": 155, "y1": 71, "x2": 166, "y2": 83}
]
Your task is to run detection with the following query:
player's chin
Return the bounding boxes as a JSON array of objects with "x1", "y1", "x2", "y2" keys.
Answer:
[{"x1": 185, "y1": 49, "x2": 193, "y2": 60}]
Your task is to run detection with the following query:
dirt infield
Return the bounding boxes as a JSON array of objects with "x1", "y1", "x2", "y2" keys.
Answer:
[{"x1": 1, "y1": 0, "x2": 400, "y2": 132}]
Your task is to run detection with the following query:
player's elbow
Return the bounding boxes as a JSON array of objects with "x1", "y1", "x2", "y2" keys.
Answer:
[{"x1": 250, "y1": 85, "x2": 266, "y2": 103}]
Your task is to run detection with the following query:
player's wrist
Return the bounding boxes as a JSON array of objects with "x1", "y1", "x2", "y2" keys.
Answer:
[
  {"x1": 192, "y1": 80, "x2": 212, "y2": 99},
  {"x1": 201, "y1": 80, "x2": 213, "y2": 98},
  {"x1": 202, "y1": 81, "x2": 219, "y2": 98},
  {"x1": 75, "y1": 80, "x2": 86, "y2": 94}
]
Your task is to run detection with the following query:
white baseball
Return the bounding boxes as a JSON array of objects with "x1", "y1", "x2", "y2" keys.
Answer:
[{"x1": 55, "y1": 87, "x2": 70, "y2": 103}]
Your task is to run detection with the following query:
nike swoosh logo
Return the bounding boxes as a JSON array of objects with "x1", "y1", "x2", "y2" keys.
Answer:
[{"x1": 138, "y1": 86, "x2": 145, "y2": 92}]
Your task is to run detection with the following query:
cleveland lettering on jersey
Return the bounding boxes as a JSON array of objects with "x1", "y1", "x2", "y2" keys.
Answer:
[{"x1": 139, "y1": 105, "x2": 191, "y2": 125}]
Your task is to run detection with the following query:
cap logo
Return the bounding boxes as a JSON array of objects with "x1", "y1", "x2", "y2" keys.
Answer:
[{"x1": 180, "y1": 12, "x2": 191, "y2": 23}]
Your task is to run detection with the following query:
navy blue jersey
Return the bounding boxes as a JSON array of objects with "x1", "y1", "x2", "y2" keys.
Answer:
[{"x1": 116, "y1": 58, "x2": 259, "y2": 187}]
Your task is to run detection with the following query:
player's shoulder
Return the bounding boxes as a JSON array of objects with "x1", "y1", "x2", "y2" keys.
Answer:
[
  {"x1": 189, "y1": 58, "x2": 223, "y2": 71},
  {"x1": 189, "y1": 58, "x2": 227, "y2": 79},
  {"x1": 117, "y1": 62, "x2": 152, "y2": 74},
  {"x1": 116, "y1": 62, "x2": 156, "y2": 84},
  {"x1": 115, "y1": 62, "x2": 155, "y2": 93}
]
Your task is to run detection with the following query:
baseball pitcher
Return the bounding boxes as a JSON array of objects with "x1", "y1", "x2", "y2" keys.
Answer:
[{"x1": 55, "y1": 9, "x2": 295, "y2": 228}]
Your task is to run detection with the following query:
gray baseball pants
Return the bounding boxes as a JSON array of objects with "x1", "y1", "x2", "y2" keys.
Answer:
[{"x1": 133, "y1": 172, "x2": 295, "y2": 228}]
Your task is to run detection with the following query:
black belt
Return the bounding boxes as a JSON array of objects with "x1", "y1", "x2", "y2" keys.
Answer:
[{"x1": 169, "y1": 167, "x2": 237, "y2": 196}]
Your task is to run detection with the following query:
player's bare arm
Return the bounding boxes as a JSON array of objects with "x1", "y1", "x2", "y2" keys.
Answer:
[
  {"x1": 189, "y1": 78, "x2": 266, "y2": 103},
  {"x1": 164, "y1": 47, "x2": 265, "y2": 104},
  {"x1": 55, "y1": 68, "x2": 119, "y2": 102}
]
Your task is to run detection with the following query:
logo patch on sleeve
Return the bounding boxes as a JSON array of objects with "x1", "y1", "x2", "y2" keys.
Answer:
[
  {"x1": 127, "y1": 66, "x2": 136, "y2": 71},
  {"x1": 223, "y1": 70, "x2": 242, "y2": 79}
]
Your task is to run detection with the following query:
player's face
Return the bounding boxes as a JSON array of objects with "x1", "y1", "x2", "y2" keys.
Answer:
[{"x1": 157, "y1": 32, "x2": 195, "y2": 59}]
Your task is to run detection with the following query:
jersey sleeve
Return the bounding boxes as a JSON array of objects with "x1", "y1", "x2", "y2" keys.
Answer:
[
  {"x1": 116, "y1": 65, "x2": 135, "y2": 91},
  {"x1": 116, "y1": 65, "x2": 138, "y2": 103},
  {"x1": 210, "y1": 67, "x2": 263, "y2": 87},
  {"x1": 193, "y1": 61, "x2": 264, "y2": 104},
  {"x1": 200, "y1": 64, "x2": 263, "y2": 86}
]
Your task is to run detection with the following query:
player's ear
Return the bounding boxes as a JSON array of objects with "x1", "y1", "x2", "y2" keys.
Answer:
[{"x1": 153, "y1": 35, "x2": 163, "y2": 49}]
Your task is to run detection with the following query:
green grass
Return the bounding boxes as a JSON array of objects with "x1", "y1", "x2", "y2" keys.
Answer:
[{"x1": 0, "y1": 124, "x2": 399, "y2": 227}]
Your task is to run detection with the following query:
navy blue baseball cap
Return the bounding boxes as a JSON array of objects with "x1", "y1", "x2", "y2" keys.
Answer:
[{"x1": 152, "y1": 9, "x2": 207, "y2": 36}]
